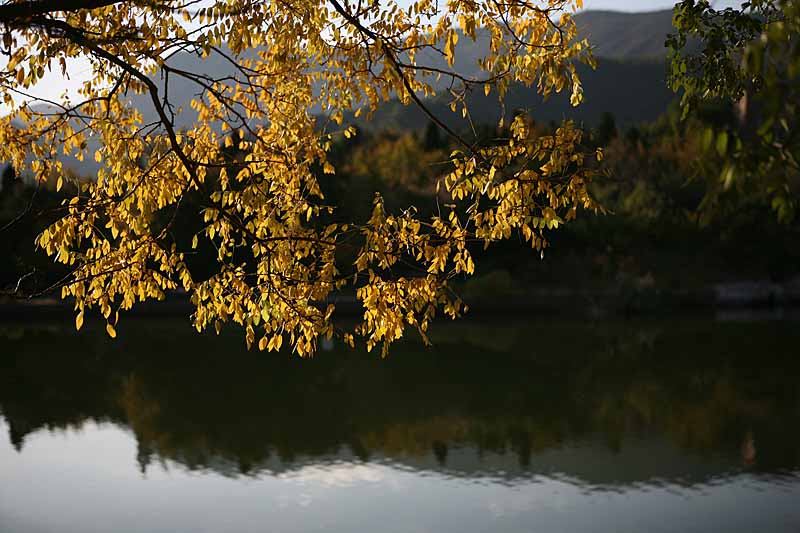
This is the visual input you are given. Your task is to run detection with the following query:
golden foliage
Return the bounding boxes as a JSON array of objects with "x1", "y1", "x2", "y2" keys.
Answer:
[{"x1": 0, "y1": 0, "x2": 602, "y2": 355}]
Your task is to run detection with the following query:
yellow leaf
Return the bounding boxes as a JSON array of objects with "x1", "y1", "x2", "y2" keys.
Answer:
[
  {"x1": 2, "y1": 0, "x2": 602, "y2": 360},
  {"x1": 106, "y1": 323, "x2": 117, "y2": 338}
]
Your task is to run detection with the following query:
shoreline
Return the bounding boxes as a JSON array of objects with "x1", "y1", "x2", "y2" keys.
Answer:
[{"x1": 2, "y1": 280, "x2": 799, "y2": 321}]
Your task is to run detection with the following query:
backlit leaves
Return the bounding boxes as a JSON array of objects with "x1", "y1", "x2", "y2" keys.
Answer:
[{"x1": 1, "y1": 0, "x2": 601, "y2": 355}]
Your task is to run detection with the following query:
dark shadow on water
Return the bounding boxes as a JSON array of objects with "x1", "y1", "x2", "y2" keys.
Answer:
[{"x1": 1, "y1": 317, "x2": 799, "y2": 489}]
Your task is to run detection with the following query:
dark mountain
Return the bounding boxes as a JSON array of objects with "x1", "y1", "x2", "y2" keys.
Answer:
[
  {"x1": 353, "y1": 10, "x2": 675, "y2": 131},
  {"x1": 356, "y1": 57, "x2": 675, "y2": 132},
  {"x1": 575, "y1": 9, "x2": 678, "y2": 61},
  {"x1": 354, "y1": 9, "x2": 682, "y2": 131}
]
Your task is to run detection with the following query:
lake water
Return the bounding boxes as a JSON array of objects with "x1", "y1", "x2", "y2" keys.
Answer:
[{"x1": 1, "y1": 316, "x2": 799, "y2": 533}]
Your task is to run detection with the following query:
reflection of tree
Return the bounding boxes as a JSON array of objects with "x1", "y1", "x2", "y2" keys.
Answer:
[
  {"x1": 1, "y1": 319, "x2": 798, "y2": 482},
  {"x1": 119, "y1": 376, "x2": 163, "y2": 474},
  {"x1": 0, "y1": 327, "x2": 125, "y2": 451}
]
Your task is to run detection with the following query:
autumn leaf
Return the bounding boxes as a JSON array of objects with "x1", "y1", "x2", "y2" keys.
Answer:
[{"x1": 1, "y1": 0, "x2": 601, "y2": 356}]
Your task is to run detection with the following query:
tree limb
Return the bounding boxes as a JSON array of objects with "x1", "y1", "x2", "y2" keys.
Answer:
[{"x1": 0, "y1": 0, "x2": 124, "y2": 26}]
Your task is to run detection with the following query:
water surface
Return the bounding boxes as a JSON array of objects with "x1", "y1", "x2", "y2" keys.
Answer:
[{"x1": 1, "y1": 317, "x2": 799, "y2": 532}]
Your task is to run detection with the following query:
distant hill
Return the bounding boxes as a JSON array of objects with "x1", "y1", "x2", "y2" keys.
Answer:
[
  {"x1": 354, "y1": 57, "x2": 675, "y2": 132},
  {"x1": 353, "y1": 9, "x2": 683, "y2": 131},
  {"x1": 575, "y1": 9, "x2": 679, "y2": 60}
]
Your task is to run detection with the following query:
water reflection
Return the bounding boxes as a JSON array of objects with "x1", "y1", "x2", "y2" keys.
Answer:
[{"x1": 1, "y1": 318, "x2": 799, "y2": 532}]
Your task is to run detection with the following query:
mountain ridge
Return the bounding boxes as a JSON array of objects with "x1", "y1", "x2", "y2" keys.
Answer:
[{"x1": 574, "y1": 9, "x2": 678, "y2": 60}]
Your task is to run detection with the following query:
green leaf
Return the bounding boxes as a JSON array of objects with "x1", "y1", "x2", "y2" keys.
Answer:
[
  {"x1": 702, "y1": 127, "x2": 714, "y2": 150},
  {"x1": 716, "y1": 131, "x2": 728, "y2": 156},
  {"x1": 721, "y1": 164, "x2": 736, "y2": 190}
]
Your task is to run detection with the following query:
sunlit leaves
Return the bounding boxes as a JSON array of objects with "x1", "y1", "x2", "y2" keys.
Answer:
[{"x1": 1, "y1": 0, "x2": 601, "y2": 355}]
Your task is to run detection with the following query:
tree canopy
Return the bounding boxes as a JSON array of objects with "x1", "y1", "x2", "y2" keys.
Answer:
[
  {"x1": 0, "y1": 0, "x2": 602, "y2": 355},
  {"x1": 668, "y1": 0, "x2": 799, "y2": 221}
]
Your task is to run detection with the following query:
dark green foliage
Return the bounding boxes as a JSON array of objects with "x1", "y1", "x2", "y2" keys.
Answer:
[
  {"x1": 668, "y1": 0, "x2": 800, "y2": 221},
  {"x1": 423, "y1": 121, "x2": 445, "y2": 151},
  {"x1": 596, "y1": 112, "x2": 618, "y2": 146},
  {"x1": 0, "y1": 170, "x2": 71, "y2": 296}
]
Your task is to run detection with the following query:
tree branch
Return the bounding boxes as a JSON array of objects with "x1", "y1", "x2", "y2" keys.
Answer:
[{"x1": 0, "y1": 0, "x2": 124, "y2": 25}]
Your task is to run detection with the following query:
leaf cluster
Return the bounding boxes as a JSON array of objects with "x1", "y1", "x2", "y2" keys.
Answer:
[
  {"x1": 1, "y1": 0, "x2": 600, "y2": 355},
  {"x1": 667, "y1": 0, "x2": 800, "y2": 221}
]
